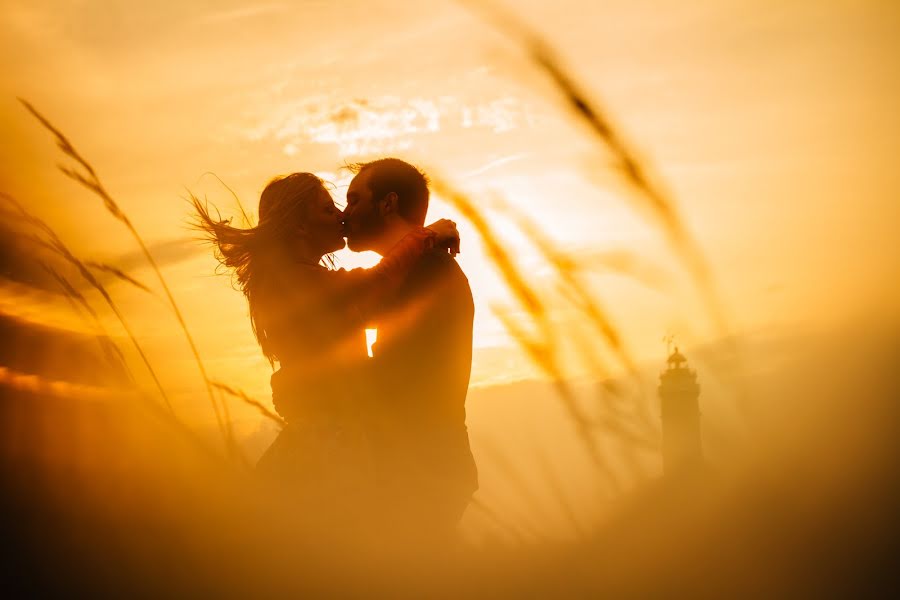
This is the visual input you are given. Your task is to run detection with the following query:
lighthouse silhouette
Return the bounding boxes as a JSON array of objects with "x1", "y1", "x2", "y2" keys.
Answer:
[{"x1": 658, "y1": 346, "x2": 703, "y2": 474}]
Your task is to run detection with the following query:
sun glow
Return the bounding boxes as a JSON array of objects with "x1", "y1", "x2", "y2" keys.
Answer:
[{"x1": 365, "y1": 328, "x2": 377, "y2": 358}]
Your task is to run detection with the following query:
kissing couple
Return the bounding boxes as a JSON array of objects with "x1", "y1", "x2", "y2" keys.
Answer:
[{"x1": 194, "y1": 158, "x2": 478, "y2": 543}]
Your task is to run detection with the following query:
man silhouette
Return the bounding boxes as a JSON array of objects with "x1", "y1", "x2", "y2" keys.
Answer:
[{"x1": 342, "y1": 158, "x2": 478, "y2": 539}]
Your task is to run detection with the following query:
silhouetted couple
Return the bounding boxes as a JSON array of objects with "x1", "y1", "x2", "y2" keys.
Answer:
[{"x1": 195, "y1": 159, "x2": 477, "y2": 543}]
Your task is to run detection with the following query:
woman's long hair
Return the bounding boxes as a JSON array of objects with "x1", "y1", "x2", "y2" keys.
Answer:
[{"x1": 192, "y1": 172, "x2": 326, "y2": 364}]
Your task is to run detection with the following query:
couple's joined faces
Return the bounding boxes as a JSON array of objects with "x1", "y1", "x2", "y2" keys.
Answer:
[
  {"x1": 303, "y1": 188, "x2": 345, "y2": 255},
  {"x1": 343, "y1": 169, "x2": 382, "y2": 252}
]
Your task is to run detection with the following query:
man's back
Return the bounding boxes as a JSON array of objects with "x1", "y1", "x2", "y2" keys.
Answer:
[{"x1": 368, "y1": 249, "x2": 478, "y2": 524}]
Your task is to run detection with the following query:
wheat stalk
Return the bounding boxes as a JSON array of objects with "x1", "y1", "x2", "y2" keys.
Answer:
[
  {"x1": 432, "y1": 177, "x2": 620, "y2": 481},
  {"x1": 19, "y1": 99, "x2": 233, "y2": 447},
  {"x1": 211, "y1": 381, "x2": 286, "y2": 428},
  {"x1": 1, "y1": 192, "x2": 175, "y2": 412},
  {"x1": 85, "y1": 261, "x2": 154, "y2": 295},
  {"x1": 459, "y1": 0, "x2": 732, "y2": 351}
]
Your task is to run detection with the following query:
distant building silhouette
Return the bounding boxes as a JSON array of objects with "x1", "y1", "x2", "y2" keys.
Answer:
[{"x1": 658, "y1": 348, "x2": 703, "y2": 474}]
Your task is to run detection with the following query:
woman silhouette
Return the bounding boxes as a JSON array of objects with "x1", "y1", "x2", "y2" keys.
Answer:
[{"x1": 193, "y1": 172, "x2": 458, "y2": 530}]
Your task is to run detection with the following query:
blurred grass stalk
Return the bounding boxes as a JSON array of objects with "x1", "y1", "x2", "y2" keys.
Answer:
[
  {"x1": 458, "y1": 1, "x2": 749, "y2": 420},
  {"x1": 432, "y1": 177, "x2": 622, "y2": 491},
  {"x1": 490, "y1": 195, "x2": 660, "y2": 436},
  {"x1": 0, "y1": 193, "x2": 174, "y2": 413},
  {"x1": 458, "y1": 0, "x2": 728, "y2": 338},
  {"x1": 19, "y1": 99, "x2": 235, "y2": 451},
  {"x1": 211, "y1": 381, "x2": 286, "y2": 428},
  {"x1": 430, "y1": 2, "x2": 744, "y2": 497}
]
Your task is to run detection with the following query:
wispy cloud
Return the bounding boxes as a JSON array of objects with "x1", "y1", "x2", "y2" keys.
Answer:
[
  {"x1": 235, "y1": 94, "x2": 536, "y2": 156},
  {"x1": 463, "y1": 152, "x2": 531, "y2": 178},
  {"x1": 0, "y1": 277, "x2": 95, "y2": 336},
  {"x1": 93, "y1": 237, "x2": 200, "y2": 274}
]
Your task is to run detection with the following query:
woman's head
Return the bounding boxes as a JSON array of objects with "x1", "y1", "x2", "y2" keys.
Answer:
[
  {"x1": 258, "y1": 172, "x2": 345, "y2": 257},
  {"x1": 192, "y1": 172, "x2": 345, "y2": 363}
]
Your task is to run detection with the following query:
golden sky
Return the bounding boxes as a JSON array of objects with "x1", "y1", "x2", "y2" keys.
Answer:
[{"x1": 2, "y1": 0, "x2": 899, "y2": 506}]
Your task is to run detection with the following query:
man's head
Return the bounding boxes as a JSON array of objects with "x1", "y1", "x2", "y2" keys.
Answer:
[{"x1": 343, "y1": 158, "x2": 429, "y2": 253}]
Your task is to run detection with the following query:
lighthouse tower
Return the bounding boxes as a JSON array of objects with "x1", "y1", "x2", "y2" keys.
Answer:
[{"x1": 658, "y1": 347, "x2": 703, "y2": 474}]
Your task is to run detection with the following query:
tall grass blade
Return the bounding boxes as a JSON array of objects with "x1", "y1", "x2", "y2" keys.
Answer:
[
  {"x1": 85, "y1": 261, "x2": 154, "y2": 295},
  {"x1": 1, "y1": 192, "x2": 175, "y2": 413},
  {"x1": 19, "y1": 99, "x2": 233, "y2": 446},
  {"x1": 211, "y1": 381, "x2": 285, "y2": 428}
]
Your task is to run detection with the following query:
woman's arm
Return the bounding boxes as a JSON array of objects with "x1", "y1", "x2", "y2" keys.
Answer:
[
  {"x1": 333, "y1": 220, "x2": 458, "y2": 321},
  {"x1": 276, "y1": 220, "x2": 458, "y2": 335}
]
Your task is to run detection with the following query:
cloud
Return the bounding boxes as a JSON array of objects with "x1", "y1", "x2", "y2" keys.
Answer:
[
  {"x1": 93, "y1": 237, "x2": 202, "y2": 273},
  {"x1": 0, "y1": 278, "x2": 94, "y2": 336},
  {"x1": 234, "y1": 94, "x2": 536, "y2": 157}
]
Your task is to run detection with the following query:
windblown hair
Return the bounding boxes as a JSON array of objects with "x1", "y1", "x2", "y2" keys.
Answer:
[
  {"x1": 349, "y1": 158, "x2": 430, "y2": 226},
  {"x1": 191, "y1": 172, "x2": 325, "y2": 364}
]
